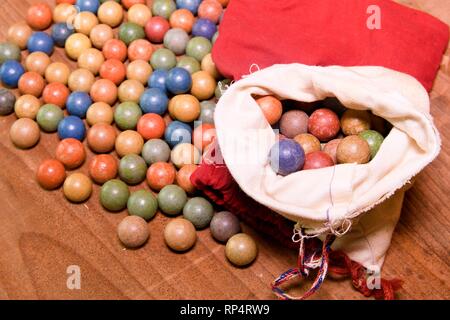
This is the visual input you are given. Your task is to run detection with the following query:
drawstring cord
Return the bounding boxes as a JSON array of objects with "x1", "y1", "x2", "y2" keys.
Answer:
[
  {"x1": 272, "y1": 228, "x2": 335, "y2": 300},
  {"x1": 272, "y1": 226, "x2": 402, "y2": 300}
]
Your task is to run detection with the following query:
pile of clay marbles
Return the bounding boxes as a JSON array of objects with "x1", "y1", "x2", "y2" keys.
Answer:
[
  {"x1": 0, "y1": 0, "x2": 257, "y2": 268},
  {"x1": 256, "y1": 96, "x2": 390, "y2": 176}
]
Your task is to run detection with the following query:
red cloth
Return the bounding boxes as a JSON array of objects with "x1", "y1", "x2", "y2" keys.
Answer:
[{"x1": 212, "y1": 0, "x2": 449, "y2": 91}]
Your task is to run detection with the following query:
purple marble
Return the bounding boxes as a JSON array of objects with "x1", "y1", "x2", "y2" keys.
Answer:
[{"x1": 269, "y1": 139, "x2": 305, "y2": 176}]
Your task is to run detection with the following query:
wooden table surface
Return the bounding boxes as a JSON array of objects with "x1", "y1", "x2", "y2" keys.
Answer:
[{"x1": 0, "y1": 0, "x2": 449, "y2": 300}]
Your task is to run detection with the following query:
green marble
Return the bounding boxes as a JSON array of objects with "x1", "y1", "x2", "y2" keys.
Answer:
[
  {"x1": 152, "y1": 0, "x2": 176, "y2": 19},
  {"x1": 157, "y1": 184, "x2": 187, "y2": 216},
  {"x1": 119, "y1": 154, "x2": 147, "y2": 185},
  {"x1": 186, "y1": 37, "x2": 212, "y2": 62},
  {"x1": 114, "y1": 101, "x2": 142, "y2": 130},
  {"x1": 0, "y1": 42, "x2": 21, "y2": 65},
  {"x1": 359, "y1": 130, "x2": 384, "y2": 159},
  {"x1": 119, "y1": 22, "x2": 145, "y2": 46},
  {"x1": 36, "y1": 104, "x2": 64, "y2": 132},
  {"x1": 176, "y1": 56, "x2": 201, "y2": 75},
  {"x1": 100, "y1": 179, "x2": 130, "y2": 212},
  {"x1": 141, "y1": 139, "x2": 171, "y2": 165},
  {"x1": 183, "y1": 197, "x2": 214, "y2": 229},
  {"x1": 127, "y1": 189, "x2": 158, "y2": 220},
  {"x1": 150, "y1": 48, "x2": 177, "y2": 71}
]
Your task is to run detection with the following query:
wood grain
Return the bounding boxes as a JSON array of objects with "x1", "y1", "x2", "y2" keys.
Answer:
[{"x1": 0, "y1": 0, "x2": 449, "y2": 300}]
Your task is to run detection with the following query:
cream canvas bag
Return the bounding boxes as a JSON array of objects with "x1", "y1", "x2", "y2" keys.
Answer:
[{"x1": 214, "y1": 63, "x2": 441, "y2": 272}]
